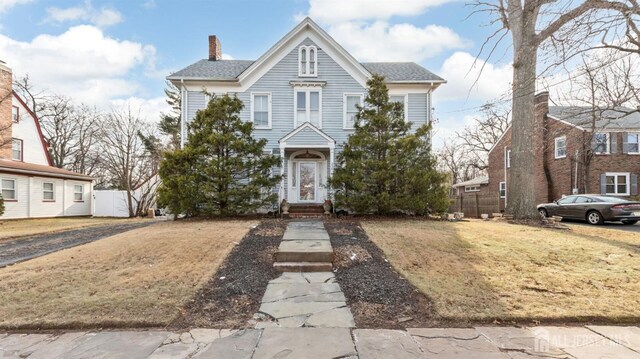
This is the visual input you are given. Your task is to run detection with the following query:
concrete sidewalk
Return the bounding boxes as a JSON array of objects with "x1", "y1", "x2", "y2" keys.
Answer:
[{"x1": 1, "y1": 325, "x2": 639, "y2": 358}]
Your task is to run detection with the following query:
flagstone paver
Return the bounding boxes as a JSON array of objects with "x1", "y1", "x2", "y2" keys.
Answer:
[
  {"x1": 259, "y1": 220, "x2": 356, "y2": 328},
  {"x1": 62, "y1": 331, "x2": 169, "y2": 359},
  {"x1": 587, "y1": 325, "x2": 640, "y2": 353},
  {"x1": 529, "y1": 326, "x2": 640, "y2": 359},
  {"x1": 476, "y1": 326, "x2": 568, "y2": 357},
  {"x1": 408, "y1": 328, "x2": 509, "y2": 359},
  {"x1": 354, "y1": 329, "x2": 425, "y2": 359},
  {"x1": 251, "y1": 327, "x2": 356, "y2": 359},
  {"x1": 191, "y1": 329, "x2": 261, "y2": 359}
]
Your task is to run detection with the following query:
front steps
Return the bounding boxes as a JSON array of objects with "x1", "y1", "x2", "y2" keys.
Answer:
[
  {"x1": 285, "y1": 204, "x2": 327, "y2": 219},
  {"x1": 273, "y1": 221, "x2": 333, "y2": 272}
]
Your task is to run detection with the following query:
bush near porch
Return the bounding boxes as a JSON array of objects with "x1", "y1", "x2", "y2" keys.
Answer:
[{"x1": 362, "y1": 219, "x2": 640, "y2": 324}]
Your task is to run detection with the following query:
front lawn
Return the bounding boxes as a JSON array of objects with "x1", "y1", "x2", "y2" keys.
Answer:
[
  {"x1": 362, "y1": 219, "x2": 640, "y2": 324},
  {"x1": 0, "y1": 217, "x2": 145, "y2": 241},
  {"x1": 0, "y1": 220, "x2": 255, "y2": 329}
]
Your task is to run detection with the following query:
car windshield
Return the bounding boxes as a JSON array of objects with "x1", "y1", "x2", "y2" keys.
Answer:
[{"x1": 590, "y1": 196, "x2": 630, "y2": 203}]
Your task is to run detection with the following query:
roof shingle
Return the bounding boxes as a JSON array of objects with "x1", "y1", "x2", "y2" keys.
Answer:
[{"x1": 549, "y1": 106, "x2": 640, "y2": 130}]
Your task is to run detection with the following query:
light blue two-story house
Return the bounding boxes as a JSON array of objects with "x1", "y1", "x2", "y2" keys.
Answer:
[{"x1": 168, "y1": 18, "x2": 445, "y2": 207}]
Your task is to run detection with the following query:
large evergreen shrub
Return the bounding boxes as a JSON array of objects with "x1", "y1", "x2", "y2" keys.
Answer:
[{"x1": 330, "y1": 75, "x2": 449, "y2": 215}]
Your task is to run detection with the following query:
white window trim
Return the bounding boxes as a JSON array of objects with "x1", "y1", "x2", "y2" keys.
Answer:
[
  {"x1": 605, "y1": 172, "x2": 630, "y2": 196},
  {"x1": 1, "y1": 177, "x2": 17, "y2": 200},
  {"x1": 298, "y1": 45, "x2": 318, "y2": 77},
  {"x1": 499, "y1": 182, "x2": 506, "y2": 198},
  {"x1": 343, "y1": 93, "x2": 364, "y2": 130},
  {"x1": 42, "y1": 182, "x2": 55, "y2": 202},
  {"x1": 554, "y1": 136, "x2": 567, "y2": 159},
  {"x1": 465, "y1": 185, "x2": 480, "y2": 192},
  {"x1": 11, "y1": 138, "x2": 22, "y2": 161},
  {"x1": 506, "y1": 149, "x2": 511, "y2": 168},
  {"x1": 73, "y1": 184, "x2": 84, "y2": 202},
  {"x1": 594, "y1": 132, "x2": 610, "y2": 155},
  {"x1": 293, "y1": 87, "x2": 323, "y2": 128},
  {"x1": 389, "y1": 93, "x2": 409, "y2": 121},
  {"x1": 250, "y1": 92, "x2": 272, "y2": 129},
  {"x1": 627, "y1": 132, "x2": 640, "y2": 154}
]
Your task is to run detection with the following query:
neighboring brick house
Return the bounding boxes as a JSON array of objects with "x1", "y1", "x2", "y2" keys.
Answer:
[{"x1": 488, "y1": 92, "x2": 640, "y2": 210}]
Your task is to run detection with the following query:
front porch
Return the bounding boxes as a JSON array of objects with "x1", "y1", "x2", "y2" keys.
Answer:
[{"x1": 278, "y1": 123, "x2": 336, "y2": 205}]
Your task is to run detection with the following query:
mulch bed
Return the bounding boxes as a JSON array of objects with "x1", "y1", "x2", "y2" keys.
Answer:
[
  {"x1": 326, "y1": 219, "x2": 441, "y2": 329},
  {"x1": 170, "y1": 219, "x2": 285, "y2": 330}
]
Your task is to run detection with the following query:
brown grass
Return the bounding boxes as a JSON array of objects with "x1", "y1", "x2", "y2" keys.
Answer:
[
  {"x1": 0, "y1": 220, "x2": 255, "y2": 329},
  {"x1": 0, "y1": 217, "x2": 145, "y2": 241},
  {"x1": 362, "y1": 219, "x2": 640, "y2": 323}
]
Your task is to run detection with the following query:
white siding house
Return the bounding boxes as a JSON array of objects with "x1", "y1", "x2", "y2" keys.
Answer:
[
  {"x1": 168, "y1": 17, "x2": 446, "y2": 206},
  {"x1": 0, "y1": 61, "x2": 93, "y2": 219}
]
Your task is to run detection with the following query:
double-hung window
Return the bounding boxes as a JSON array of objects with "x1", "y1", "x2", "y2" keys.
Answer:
[
  {"x1": 389, "y1": 95, "x2": 407, "y2": 120},
  {"x1": 499, "y1": 182, "x2": 506, "y2": 198},
  {"x1": 298, "y1": 46, "x2": 317, "y2": 77},
  {"x1": 295, "y1": 89, "x2": 321, "y2": 127},
  {"x1": 604, "y1": 172, "x2": 630, "y2": 195},
  {"x1": 465, "y1": 185, "x2": 480, "y2": 192},
  {"x1": 506, "y1": 149, "x2": 511, "y2": 168},
  {"x1": 555, "y1": 136, "x2": 566, "y2": 159},
  {"x1": 593, "y1": 132, "x2": 610, "y2": 154},
  {"x1": 251, "y1": 93, "x2": 271, "y2": 129},
  {"x1": 12, "y1": 139, "x2": 22, "y2": 161},
  {"x1": 1, "y1": 178, "x2": 16, "y2": 200},
  {"x1": 74, "y1": 185, "x2": 84, "y2": 202},
  {"x1": 626, "y1": 132, "x2": 640, "y2": 154},
  {"x1": 344, "y1": 94, "x2": 363, "y2": 129},
  {"x1": 43, "y1": 182, "x2": 55, "y2": 201}
]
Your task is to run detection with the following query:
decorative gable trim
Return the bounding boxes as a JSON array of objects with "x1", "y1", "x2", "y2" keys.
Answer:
[
  {"x1": 279, "y1": 122, "x2": 335, "y2": 148},
  {"x1": 238, "y1": 17, "x2": 370, "y2": 90}
]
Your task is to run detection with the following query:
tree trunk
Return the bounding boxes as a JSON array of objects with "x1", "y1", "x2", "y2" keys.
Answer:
[{"x1": 506, "y1": 12, "x2": 539, "y2": 218}]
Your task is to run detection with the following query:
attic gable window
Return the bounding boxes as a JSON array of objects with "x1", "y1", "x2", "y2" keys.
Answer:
[{"x1": 298, "y1": 45, "x2": 317, "y2": 77}]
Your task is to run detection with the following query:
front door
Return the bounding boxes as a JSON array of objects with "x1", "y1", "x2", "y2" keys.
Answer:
[{"x1": 298, "y1": 161, "x2": 317, "y2": 202}]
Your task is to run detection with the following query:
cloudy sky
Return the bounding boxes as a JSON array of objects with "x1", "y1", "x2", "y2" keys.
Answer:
[{"x1": 0, "y1": 0, "x2": 515, "y2": 147}]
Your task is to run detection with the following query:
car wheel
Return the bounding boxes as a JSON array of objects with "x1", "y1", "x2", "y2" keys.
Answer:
[
  {"x1": 622, "y1": 220, "x2": 638, "y2": 225},
  {"x1": 586, "y1": 210, "x2": 604, "y2": 225},
  {"x1": 538, "y1": 208, "x2": 548, "y2": 218}
]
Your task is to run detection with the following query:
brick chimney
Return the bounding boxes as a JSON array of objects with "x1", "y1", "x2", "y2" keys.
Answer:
[
  {"x1": 0, "y1": 60, "x2": 12, "y2": 159},
  {"x1": 209, "y1": 35, "x2": 222, "y2": 61}
]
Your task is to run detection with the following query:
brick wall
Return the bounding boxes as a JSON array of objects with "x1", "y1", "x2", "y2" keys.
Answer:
[
  {"x1": 0, "y1": 62, "x2": 12, "y2": 159},
  {"x1": 487, "y1": 92, "x2": 640, "y2": 210}
]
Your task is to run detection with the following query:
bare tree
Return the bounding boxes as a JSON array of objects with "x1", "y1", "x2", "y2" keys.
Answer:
[
  {"x1": 439, "y1": 139, "x2": 485, "y2": 186},
  {"x1": 100, "y1": 106, "x2": 159, "y2": 217},
  {"x1": 39, "y1": 95, "x2": 75, "y2": 168},
  {"x1": 455, "y1": 103, "x2": 511, "y2": 170},
  {"x1": 471, "y1": 0, "x2": 640, "y2": 217},
  {"x1": 13, "y1": 75, "x2": 45, "y2": 119}
]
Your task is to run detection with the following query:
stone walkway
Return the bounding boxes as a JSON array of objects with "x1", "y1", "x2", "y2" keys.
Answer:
[
  {"x1": 2, "y1": 326, "x2": 640, "y2": 358},
  {"x1": 257, "y1": 220, "x2": 355, "y2": 328}
]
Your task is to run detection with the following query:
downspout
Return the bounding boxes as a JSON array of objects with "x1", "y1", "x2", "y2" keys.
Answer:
[
  {"x1": 574, "y1": 150, "x2": 579, "y2": 194},
  {"x1": 503, "y1": 146, "x2": 507, "y2": 209},
  {"x1": 180, "y1": 79, "x2": 186, "y2": 149}
]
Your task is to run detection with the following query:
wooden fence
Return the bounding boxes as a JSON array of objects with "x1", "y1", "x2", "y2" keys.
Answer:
[{"x1": 448, "y1": 193, "x2": 501, "y2": 218}]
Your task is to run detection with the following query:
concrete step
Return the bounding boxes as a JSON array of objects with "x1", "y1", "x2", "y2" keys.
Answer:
[
  {"x1": 276, "y1": 251, "x2": 333, "y2": 262},
  {"x1": 286, "y1": 213, "x2": 326, "y2": 219},
  {"x1": 275, "y1": 240, "x2": 333, "y2": 262},
  {"x1": 273, "y1": 262, "x2": 333, "y2": 272}
]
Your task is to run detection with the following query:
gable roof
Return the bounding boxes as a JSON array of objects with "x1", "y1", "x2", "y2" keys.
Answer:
[
  {"x1": 12, "y1": 90, "x2": 53, "y2": 166},
  {"x1": 279, "y1": 122, "x2": 335, "y2": 144},
  {"x1": 452, "y1": 176, "x2": 489, "y2": 188},
  {"x1": 548, "y1": 106, "x2": 640, "y2": 130},
  {"x1": 167, "y1": 18, "x2": 444, "y2": 85}
]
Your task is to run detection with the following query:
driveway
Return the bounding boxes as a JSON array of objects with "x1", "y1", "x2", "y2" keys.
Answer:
[
  {"x1": 0, "y1": 221, "x2": 159, "y2": 267},
  {"x1": 564, "y1": 220, "x2": 640, "y2": 233}
]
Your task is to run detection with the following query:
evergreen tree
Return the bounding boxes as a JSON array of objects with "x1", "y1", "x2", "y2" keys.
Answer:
[
  {"x1": 330, "y1": 75, "x2": 449, "y2": 215},
  {"x1": 159, "y1": 81, "x2": 181, "y2": 150},
  {"x1": 158, "y1": 94, "x2": 281, "y2": 217}
]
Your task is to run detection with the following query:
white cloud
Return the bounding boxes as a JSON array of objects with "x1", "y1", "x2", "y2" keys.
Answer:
[
  {"x1": 46, "y1": 1, "x2": 123, "y2": 27},
  {"x1": 328, "y1": 21, "x2": 469, "y2": 62},
  {"x1": 304, "y1": 0, "x2": 454, "y2": 24},
  {"x1": 0, "y1": 0, "x2": 33, "y2": 13},
  {"x1": 0, "y1": 25, "x2": 156, "y2": 106},
  {"x1": 142, "y1": 0, "x2": 157, "y2": 10},
  {"x1": 437, "y1": 51, "x2": 512, "y2": 102}
]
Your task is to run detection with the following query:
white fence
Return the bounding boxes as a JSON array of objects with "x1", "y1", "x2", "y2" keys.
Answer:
[{"x1": 93, "y1": 190, "x2": 131, "y2": 217}]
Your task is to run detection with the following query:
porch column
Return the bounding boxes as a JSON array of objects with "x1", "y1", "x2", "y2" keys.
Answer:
[
  {"x1": 329, "y1": 146, "x2": 335, "y2": 198},
  {"x1": 279, "y1": 146, "x2": 285, "y2": 206}
]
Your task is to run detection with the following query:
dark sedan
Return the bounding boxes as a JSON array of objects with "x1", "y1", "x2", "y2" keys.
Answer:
[{"x1": 537, "y1": 195, "x2": 640, "y2": 225}]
